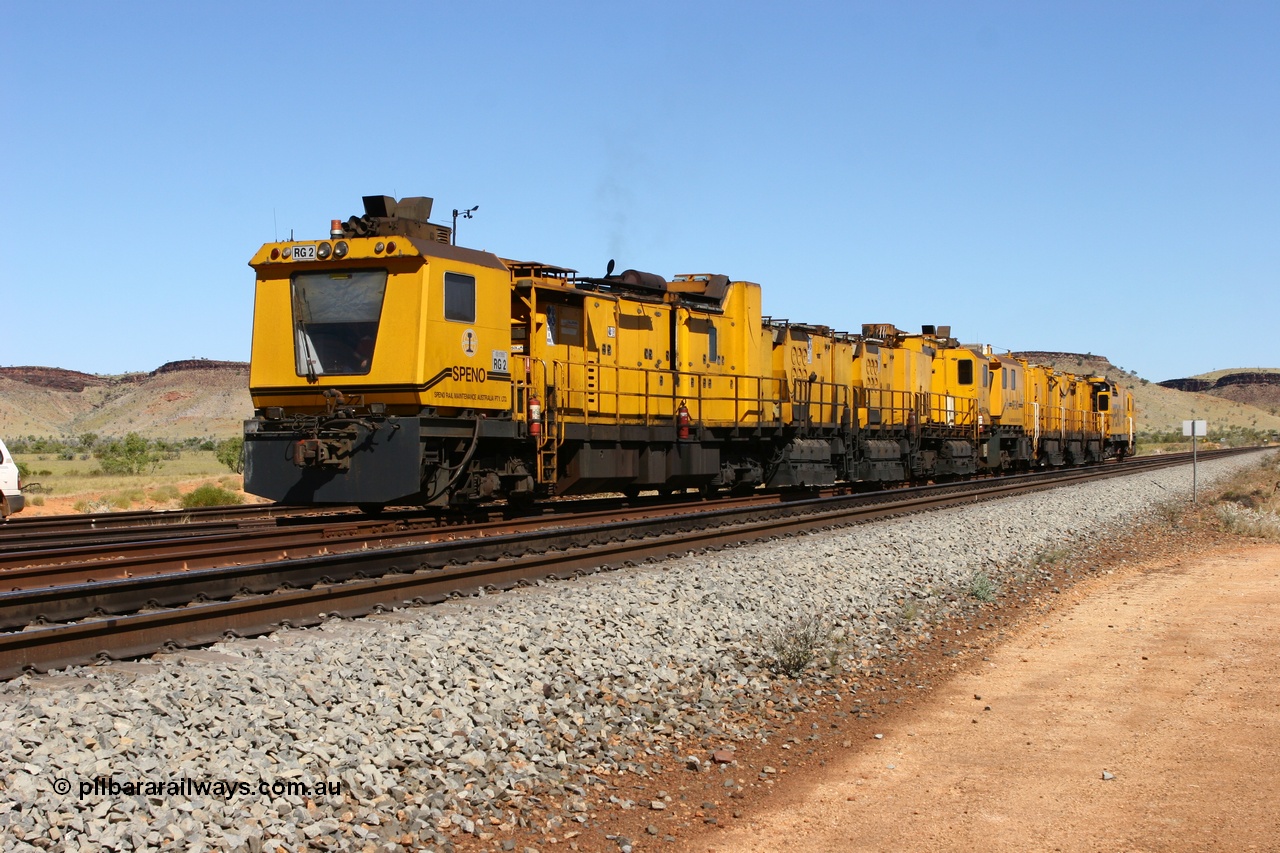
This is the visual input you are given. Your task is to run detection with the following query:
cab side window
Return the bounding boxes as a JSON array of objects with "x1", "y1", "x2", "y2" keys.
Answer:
[
  {"x1": 445, "y1": 272, "x2": 476, "y2": 323},
  {"x1": 957, "y1": 358, "x2": 973, "y2": 385}
]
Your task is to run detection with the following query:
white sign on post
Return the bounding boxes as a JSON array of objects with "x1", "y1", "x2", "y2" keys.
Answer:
[{"x1": 1182, "y1": 419, "x2": 1207, "y2": 503}]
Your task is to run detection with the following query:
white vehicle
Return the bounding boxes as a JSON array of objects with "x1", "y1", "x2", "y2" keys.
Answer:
[{"x1": 0, "y1": 438, "x2": 24, "y2": 520}]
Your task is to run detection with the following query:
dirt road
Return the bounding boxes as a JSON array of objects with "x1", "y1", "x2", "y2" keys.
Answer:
[{"x1": 684, "y1": 545, "x2": 1280, "y2": 853}]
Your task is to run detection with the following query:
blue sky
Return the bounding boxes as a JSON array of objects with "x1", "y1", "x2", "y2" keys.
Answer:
[{"x1": 3, "y1": 1, "x2": 1276, "y2": 381}]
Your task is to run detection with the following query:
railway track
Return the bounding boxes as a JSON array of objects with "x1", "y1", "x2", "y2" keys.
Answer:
[
  {"x1": 0, "y1": 448, "x2": 1260, "y2": 678},
  {"x1": 0, "y1": 490, "x2": 713, "y2": 555},
  {"x1": 0, "y1": 491, "x2": 815, "y2": 591},
  {"x1": 0, "y1": 500, "x2": 342, "y2": 535}
]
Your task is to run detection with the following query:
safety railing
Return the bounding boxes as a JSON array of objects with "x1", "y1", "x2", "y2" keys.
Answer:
[
  {"x1": 1034, "y1": 405, "x2": 1107, "y2": 437},
  {"x1": 855, "y1": 388, "x2": 978, "y2": 434},
  {"x1": 920, "y1": 391, "x2": 977, "y2": 429},
  {"x1": 517, "y1": 359, "x2": 989, "y2": 438},
  {"x1": 545, "y1": 361, "x2": 800, "y2": 429},
  {"x1": 788, "y1": 377, "x2": 851, "y2": 429}
]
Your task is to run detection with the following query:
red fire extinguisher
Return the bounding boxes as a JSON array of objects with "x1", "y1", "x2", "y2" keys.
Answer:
[
  {"x1": 528, "y1": 395, "x2": 542, "y2": 437},
  {"x1": 676, "y1": 401, "x2": 691, "y2": 440}
]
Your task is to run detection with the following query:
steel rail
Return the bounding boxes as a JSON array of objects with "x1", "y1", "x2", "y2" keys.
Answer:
[
  {"x1": 0, "y1": 501, "x2": 341, "y2": 534},
  {"x1": 0, "y1": 492, "x2": 789, "y2": 585},
  {"x1": 0, "y1": 447, "x2": 1265, "y2": 678},
  {"x1": 0, "y1": 494, "x2": 778, "y2": 589},
  {"x1": 0, "y1": 488, "x2": 710, "y2": 557}
]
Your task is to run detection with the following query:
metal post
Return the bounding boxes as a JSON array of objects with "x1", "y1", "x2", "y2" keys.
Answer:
[
  {"x1": 451, "y1": 205, "x2": 478, "y2": 246},
  {"x1": 1192, "y1": 427, "x2": 1198, "y2": 504},
  {"x1": 1183, "y1": 419, "x2": 1206, "y2": 505}
]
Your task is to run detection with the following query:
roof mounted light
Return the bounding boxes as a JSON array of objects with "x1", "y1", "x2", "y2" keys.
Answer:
[{"x1": 330, "y1": 219, "x2": 343, "y2": 238}]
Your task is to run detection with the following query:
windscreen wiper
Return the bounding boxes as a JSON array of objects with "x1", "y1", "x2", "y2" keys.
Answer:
[{"x1": 296, "y1": 290, "x2": 320, "y2": 383}]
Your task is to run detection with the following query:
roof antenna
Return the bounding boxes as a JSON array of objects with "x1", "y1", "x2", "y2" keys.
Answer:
[{"x1": 605, "y1": 259, "x2": 615, "y2": 277}]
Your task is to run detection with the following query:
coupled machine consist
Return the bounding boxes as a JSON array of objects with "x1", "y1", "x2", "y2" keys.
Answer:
[{"x1": 243, "y1": 195, "x2": 1135, "y2": 507}]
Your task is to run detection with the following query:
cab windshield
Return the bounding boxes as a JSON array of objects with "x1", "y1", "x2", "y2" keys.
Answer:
[{"x1": 292, "y1": 270, "x2": 387, "y2": 377}]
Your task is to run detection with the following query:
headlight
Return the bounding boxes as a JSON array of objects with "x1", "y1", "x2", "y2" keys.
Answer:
[
  {"x1": 334, "y1": 241, "x2": 349, "y2": 259},
  {"x1": 317, "y1": 241, "x2": 333, "y2": 260}
]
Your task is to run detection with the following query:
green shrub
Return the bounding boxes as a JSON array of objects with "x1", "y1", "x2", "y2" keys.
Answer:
[
  {"x1": 215, "y1": 437, "x2": 245, "y2": 474},
  {"x1": 1215, "y1": 504, "x2": 1280, "y2": 540},
  {"x1": 95, "y1": 433, "x2": 163, "y2": 475},
  {"x1": 765, "y1": 616, "x2": 828, "y2": 677},
  {"x1": 181, "y1": 484, "x2": 244, "y2": 508},
  {"x1": 1031, "y1": 545, "x2": 1071, "y2": 568},
  {"x1": 900, "y1": 599, "x2": 920, "y2": 622},
  {"x1": 968, "y1": 571, "x2": 997, "y2": 602},
  {"x1": 148, "y1": 485, "x2": 181, "y2": 502}
]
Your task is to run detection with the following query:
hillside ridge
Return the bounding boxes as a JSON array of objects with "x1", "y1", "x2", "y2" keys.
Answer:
[
  {"x1": 0, "y1": 361, "x2": 252, "y2": 440},
  {"x1": 1159, "y1": 372, "x2": 1280, "y2": 392},
  {"x1": 0, "y1": 360, "x2": 248, "y2": 392}
]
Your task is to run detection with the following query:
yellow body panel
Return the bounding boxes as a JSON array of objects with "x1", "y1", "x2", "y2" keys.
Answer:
[
  {"x1": 927, "y1": 343, "x2": 981, "y2": 430},
  {"x1": 517, "y1": 276, "x2": 792, "y2": 430},
  {"x1": 853, "y1": 330, "x2": 976, "y2": 431},
  {"x1": 248, "y1": 237, "x2": 512, "y2": 413},
  {"x1": 989, "y1": 358, "x2": 1028, "y2": 429}
]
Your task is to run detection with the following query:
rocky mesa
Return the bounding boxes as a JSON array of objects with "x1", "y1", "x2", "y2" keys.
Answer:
[{"x1": 0, "y1": 360, "x2": 251, "y2": 440}]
